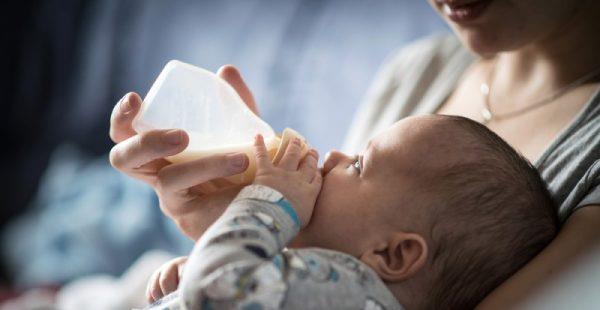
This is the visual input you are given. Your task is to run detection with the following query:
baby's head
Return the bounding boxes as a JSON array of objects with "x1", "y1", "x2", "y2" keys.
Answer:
[{"x1": 291, "y1": 115, "x2": 558, "y2": 309}]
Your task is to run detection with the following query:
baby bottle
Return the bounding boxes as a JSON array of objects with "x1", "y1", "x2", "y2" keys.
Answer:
[{"x1": 132, "y1": 60, "x2": 309, "y2": 185}]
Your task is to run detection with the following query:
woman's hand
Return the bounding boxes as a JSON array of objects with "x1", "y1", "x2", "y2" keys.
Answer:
[
  {"x1": 253, "y1": 134, "x2": 322, "y2": 228},
  {"x1": 146, "y1": 256, "x2": 188, "y2": 304},
  {"x1": 109, "y1": 65, "x2": 260, "y2": 240}
]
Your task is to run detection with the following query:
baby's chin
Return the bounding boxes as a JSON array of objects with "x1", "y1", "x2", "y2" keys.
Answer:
[
  {"x1": 288, "y1": 225, "x2": 323, "y2": 248},
  {"x1": 287, "y1": 215, "x2": 320, "y2": 248},
  {"x1": 287, "y1": 235, "x2": 308, "y2": 248}
]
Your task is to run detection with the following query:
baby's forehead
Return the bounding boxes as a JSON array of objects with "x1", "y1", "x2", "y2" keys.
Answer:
[
  {"x1": 368, "y1": 116, "x2": 470, "y2": 171},
  {"x1": 374, "y1": 117, "x2": 458, "y2": 149}
]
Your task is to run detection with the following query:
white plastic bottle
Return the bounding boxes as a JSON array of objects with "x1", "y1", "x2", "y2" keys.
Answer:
[{"x1": 133, "y1": 60, "x2": 309, "y2": 184}]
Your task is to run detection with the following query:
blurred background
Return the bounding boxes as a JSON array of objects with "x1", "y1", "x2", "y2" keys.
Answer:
[{"x1": 0, "y1": 0, "x2": 447, "y2": 308}]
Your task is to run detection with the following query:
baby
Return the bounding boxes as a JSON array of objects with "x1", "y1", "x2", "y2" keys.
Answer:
[{"x1": 145, "y1": 115, "x2": 558, "y2": 310}]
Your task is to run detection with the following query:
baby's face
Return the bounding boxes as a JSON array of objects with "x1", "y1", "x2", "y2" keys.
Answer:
[{"x1": 291, "y1": 117, "x2": 443, "y2": 256}]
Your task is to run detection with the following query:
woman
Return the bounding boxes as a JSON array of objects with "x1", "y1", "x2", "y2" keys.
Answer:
[{"x1": 109, "y1": 0, "x2": 600, "y2": 307}]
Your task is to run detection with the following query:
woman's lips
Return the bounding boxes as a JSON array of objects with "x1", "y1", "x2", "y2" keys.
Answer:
[{"x1": 439, "y1": 0, "x2": 492, "y2": 23}]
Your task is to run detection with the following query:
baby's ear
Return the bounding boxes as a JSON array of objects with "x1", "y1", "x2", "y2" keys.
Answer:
[{"x1": 359, "y1": 232, "x2": 428, "y2": 282}]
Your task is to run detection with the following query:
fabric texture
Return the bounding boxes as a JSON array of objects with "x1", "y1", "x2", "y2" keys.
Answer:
[
  {"x1": 158, "y1": 185, "x2": 403, "y2": 310},
  {"x1": 342, "y1": 34, "x2": 600, "y2": 223},
  {"x1": 1, "y1": 145, "x2": 193, "y2": 286}
]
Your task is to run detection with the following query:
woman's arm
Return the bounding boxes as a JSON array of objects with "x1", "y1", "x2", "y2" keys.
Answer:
[{"x1": 477, "y1": 205, "x2": 600, "y2": 309}]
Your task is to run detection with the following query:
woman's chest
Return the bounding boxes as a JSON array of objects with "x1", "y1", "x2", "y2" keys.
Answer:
[{"x1": 436, "y1": 66, "x2": 597, "y2": 163}]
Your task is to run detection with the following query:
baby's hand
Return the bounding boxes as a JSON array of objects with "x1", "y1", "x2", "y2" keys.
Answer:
[
  {"x1": 146, "y1": 256, "x2": 187, "y2": 304},
  {"x1": 253, "y1": 134, "x2": 322, "y2": 228}
]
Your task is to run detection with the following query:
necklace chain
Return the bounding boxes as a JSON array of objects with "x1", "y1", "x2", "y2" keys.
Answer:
[{"x1": 480, "y1": 59, "x2": 600, "y2": 124}]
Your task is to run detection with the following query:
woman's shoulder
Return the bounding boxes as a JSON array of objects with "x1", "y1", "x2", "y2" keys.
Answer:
[
  {"x1": 364, "y1": 33, "x2": 476, "y2": 109},
  {"x1": 380, "y1": 33, "x2": 472, "y2": 79},
  {"x1": 538, "y1": 91, "x2": 600, "y2": 222}
]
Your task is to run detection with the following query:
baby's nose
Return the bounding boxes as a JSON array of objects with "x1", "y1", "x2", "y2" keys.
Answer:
[{"x1": 322, "y1": 150, "x2": 347, "y2": 176}]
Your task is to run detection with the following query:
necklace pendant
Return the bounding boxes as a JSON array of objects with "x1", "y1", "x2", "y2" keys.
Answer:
[
  {"x1": 480, "y1": 83, "x2": 490, "y2": 96},
  {"x1": 481, "y1": 108, "x2": 493, "y2": 124}
]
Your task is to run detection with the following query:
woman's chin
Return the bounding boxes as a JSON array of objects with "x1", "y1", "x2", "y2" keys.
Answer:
[
  {"x1": 454, "y1": 28, "x2": 500, "y2": 56},
  {"x1": 454, "y1": 25, "x2": 527, "y2": 56}
]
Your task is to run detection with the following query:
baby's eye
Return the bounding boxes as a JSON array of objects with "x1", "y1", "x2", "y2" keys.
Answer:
[{"x1": 351, "y1": 157, "x2": 362, "y2": 172}]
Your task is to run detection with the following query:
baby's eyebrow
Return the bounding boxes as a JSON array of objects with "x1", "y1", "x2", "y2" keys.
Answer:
[
  {"x1": 359, "y1": 155, "x2": 365, "y2": 174},
  {"x1": 360, "y1": 141, "x2": 374, "y2": 174},
  {"x1": 363, "y1": 139, "x2": 382, "y2": 174}
]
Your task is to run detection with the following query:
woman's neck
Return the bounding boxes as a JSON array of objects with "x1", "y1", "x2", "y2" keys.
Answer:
[{"x1": 494, "y1": 1, "x2": 600, "y2": 95}]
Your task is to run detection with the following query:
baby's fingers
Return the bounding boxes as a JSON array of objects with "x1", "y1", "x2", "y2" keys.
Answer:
[
  {"x1": 158, "y1": 262, "x2": 181, "y2": 297},
  {"x1": 254, "y1": 134, "x2": 273, "y2": 170},
  {"x1": 312, "y1": 170, "x2": 323, "y2": 187},
  {"x1": 146, "y1": 268, "x2": 162, "y2": 303},
  {"x1": 279, "y1": 138, "x2": 303, "y2": 171},
  {"x1": 299, "y1": 149, "x2": 319, "y2": 181}
]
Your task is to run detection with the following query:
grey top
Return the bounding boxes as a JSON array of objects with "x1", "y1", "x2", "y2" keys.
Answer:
[
  {"x1": 147, "y1": 185, "x2": 402, "y2": 310},
  {"x1": 343, "y1": 34, "x2": 600, "y2": 223}
]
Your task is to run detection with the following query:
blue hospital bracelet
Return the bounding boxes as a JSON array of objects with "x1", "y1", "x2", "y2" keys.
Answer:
[
  {"x1": 235, "y1": 185, "x2": 302, "y2": 229},
  {"x1": 275, "y1": 198, "x2": 301, "y2": 228}
]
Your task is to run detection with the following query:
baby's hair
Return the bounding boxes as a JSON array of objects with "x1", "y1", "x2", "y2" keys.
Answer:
[{"x1": 423, "y1": 116, "x2": 558, "y2": 310}]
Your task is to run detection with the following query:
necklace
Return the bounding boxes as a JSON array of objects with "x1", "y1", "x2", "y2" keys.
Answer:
[{"x1": 480, "y1": 59, "x2": 600, "y2": 124}]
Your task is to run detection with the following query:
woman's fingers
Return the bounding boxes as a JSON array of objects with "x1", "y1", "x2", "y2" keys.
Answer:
[
  {"x1": 110, "y1": 129, "x2": 188, "y2": 174},
  {"x1": 254, "y1": 135, "x2": 273, "y2": 170},
  {"x1": 157, "y1": 153, "x2": 248, "y2": 194},
  {"x1": 217, "y1": 65, "x2": 260, "y2": 116},
  {"x1": 110, "y1": 92, "x2": 142, "y2": 143},
  {"x1": 279, "y1": 138, "x2": 303, "y2": 171},
  {"x1": 299, "y1": 149, "x2": 319, "y2": 181}
]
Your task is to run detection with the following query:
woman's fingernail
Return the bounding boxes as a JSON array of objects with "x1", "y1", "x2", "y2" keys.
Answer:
[
  {"x1": 121, "y1": 94, "x2": 140, "y2": 115},
  {"x1": 120, "y1": 95, "x2": 133, "y2": 114},
  {"x1": 228, "y1": 153, "x2": 247, "y2": 169},
  {"x1": 163, "y1": 130, "x2": 182, "y2": 145}
]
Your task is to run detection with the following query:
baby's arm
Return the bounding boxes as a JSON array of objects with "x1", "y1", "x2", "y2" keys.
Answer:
[
  {"x1": 179, "y1": 184, "x2": 301, "y2": 309},
  {"x1": 143, "y1": 182, "x2": 299, "y2": 307},
  {"x1": 178, "y1": 135, "x2": 321, "y2": 308}
]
